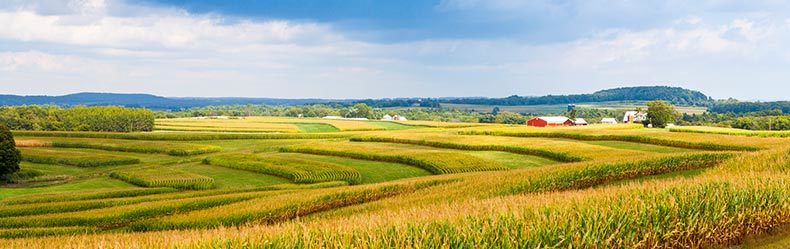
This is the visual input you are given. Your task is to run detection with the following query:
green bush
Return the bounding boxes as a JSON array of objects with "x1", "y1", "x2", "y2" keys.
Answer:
[
  {"x1": 0, "y1": 124, "x2": 21, "y2": 179},
  {"x1": 0, "y1": 105, "x2": 154, "y2": 132}
]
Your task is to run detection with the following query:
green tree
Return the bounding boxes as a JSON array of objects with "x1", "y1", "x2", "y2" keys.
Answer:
[
  {"x1": 494, "y1": 112, "x2": 527, "y2": 124},
  {"x1": 646, "y1": 100, "x2": 679, "y2": 128},
  {"x1": 0, "y1": 124, "x2": 21, "y2": 180},
  {"x1": 492, "y1": 107, "x2": 500, "y2": 115},
  {"x1": 351, "y1": 103, "x2": 374, "y2": 119}
]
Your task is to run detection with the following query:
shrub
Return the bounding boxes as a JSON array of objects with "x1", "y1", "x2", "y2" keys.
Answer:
[{"x1": 0, "y1": 124, "x2": 21, "y2": 179}]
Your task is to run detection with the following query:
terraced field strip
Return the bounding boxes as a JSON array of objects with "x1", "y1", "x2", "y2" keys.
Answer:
[
  {"x1": 0, "y1": 227, "x2": 98, "y2": 239},
  {"x1": 19, "y1": 148, "x2": 140, "y2": 167},
  {"x1": 293, "y1": 123, "x2": 340, "y2": 133},
  {"x1": 154, "y1": 126, "x2": 298, "y2": 133},
  {"x1": 458, "y1": 130, "x2": 760, "y2": 151},
  {"x1": 203, "y1": 153, "x2": 362, "y2": 184},
  {"x1": 350, "y1": 136, "x2": 583, "y2": 162},
  {"x1": 280, "y1": 142, "x2": 508, "y2": 174},
  {"x1": 394, "y1": 120, "x2": 487, "y2": 128},
  {"x1": 365, "y1": 121, "x2": 426, "y2": 130},
  {"x1": 155, "y1": 120, "x2": 300, "y2": 132},
  {"x1": 110, "y1": 167, "x2": 216, "y2": 190},
  {"x1": 0, "y1": 188, "x2": 178, "y2": 205},
  {"x1": 127, "y1": 179, "x2": 458, "y2": 231},
  {"x1": 0, "y1": 192, "x2": 267, "y2": 229},
  {"x1": 13, "y1": 131, "x2": 348, "y2": 141},
  {"x1": 498, "y1": 153, "x2": 734, "y2": 195},
  {"x1": 0, "y1": 184, "x2": 344, "y2": 218},
  {"x1": 670, "y1": 126, "x2": 790, "y2": 138},
  {"x1": 242, "y1": 117, "x2": 386, "y2": 131},
  {"x1": 20, "y1": 138, "x2": 223, "y2": 156}
]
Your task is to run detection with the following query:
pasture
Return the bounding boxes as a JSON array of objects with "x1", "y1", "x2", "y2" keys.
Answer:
[{"x1": 0, "y1": 117, "x2": 788, "y2": 248}]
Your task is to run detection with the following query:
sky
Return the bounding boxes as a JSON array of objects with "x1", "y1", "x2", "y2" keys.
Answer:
[{"x1": 1, "y1": 0, "x2": 789, "y2": 100}]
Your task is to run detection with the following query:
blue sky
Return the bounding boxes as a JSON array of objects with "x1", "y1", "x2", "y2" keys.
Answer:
[{"x1": 1, "y1": 0, "x2": 789, "y2": 100}]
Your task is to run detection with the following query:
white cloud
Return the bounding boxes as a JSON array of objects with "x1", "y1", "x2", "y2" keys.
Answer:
[{"x1": 0, "y1": 0, "x2": 789, "y2": 100}]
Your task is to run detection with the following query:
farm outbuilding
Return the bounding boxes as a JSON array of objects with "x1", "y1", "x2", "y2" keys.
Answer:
[
  {"x1": 623, "y1": 111, "x2": 647, "y2": 123},
  {"x1": 573, "y1": 118, "x2": 588, "y2": 126},
  {"x1": 526, "y1": 116, "x2": 573, "y2": 127},
  {"x1": 600, "y1": 118, "x2": 618, "y2": 124},
  {"x1": 381, "y1": 114, "x2": 393, "y2": 121}
]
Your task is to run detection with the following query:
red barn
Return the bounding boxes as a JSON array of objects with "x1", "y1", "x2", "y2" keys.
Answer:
[{"x1": 526, "y1": 116, "x2": 573, "y2": 127}]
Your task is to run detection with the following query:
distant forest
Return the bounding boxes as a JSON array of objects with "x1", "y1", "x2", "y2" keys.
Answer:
[
  {"x1": 439, "y1": 86, "x2": 712, "y2": 106},
  {"x1": 0, "y1": 86, "x2": 712, "y2": 110}
]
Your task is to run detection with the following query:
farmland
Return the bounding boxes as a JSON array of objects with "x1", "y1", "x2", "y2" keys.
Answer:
[{"x1": 0, "y1": 117, "x2": 788, "y2": 248}]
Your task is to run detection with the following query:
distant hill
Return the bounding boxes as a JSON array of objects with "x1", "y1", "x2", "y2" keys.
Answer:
[
  {"x1": 0, "y1": 93, "x2": 347, "y2": 110},
  {"x1": 442, "y1": 86, "x2": 712, "y2": 106},
  {"x1": 0, "y1": 86, "x2": 711, "y2": 110}
]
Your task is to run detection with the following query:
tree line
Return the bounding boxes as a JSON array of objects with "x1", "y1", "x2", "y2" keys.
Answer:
[{"x1": 0, "y1": 106, "x2": 154, "y2": 132}]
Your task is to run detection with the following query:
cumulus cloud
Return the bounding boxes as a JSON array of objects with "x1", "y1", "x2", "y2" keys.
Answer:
[{"x1": 0, "y1": 0, "x2": 789, "y2": 100}]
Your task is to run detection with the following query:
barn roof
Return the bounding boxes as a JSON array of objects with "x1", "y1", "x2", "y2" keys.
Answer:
[{"x1": 535, "y1": 116, "x2": 571, "y2": 124}]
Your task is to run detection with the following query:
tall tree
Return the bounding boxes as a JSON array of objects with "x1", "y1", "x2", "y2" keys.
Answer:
[
  {"x1": 646, "y1": 100, "x2": 679, "y2": 128},
  {"x1": 0, "y1": 124, "x2": 21, "y2": 180}
]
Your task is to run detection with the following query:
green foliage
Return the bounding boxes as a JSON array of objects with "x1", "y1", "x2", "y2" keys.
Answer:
[
  {"x1": 457, "y1": 130, "x2": 760, "y2": 151},
  {"x1": 0, "y1": 106, "x2": 154, "y2": 132},
  {"x1": 443, "y1": 86, "x2": 711, "y2": 106},
  {"x1": 0, "y1": 124, "x2": 21, "y2": 178},
  {"x1": 203, "y1": 153, "x2": 362, "y2": 185},
  {"x1": 493, "y1": 112, "x2": 527, "y2": 124},
  {"x1": 646, "y1": 100, "x2": 680, "y2": 128},
  {"x1": 109, "y1": 168, "x2": 215, "y2": 190},
  {"x1": 349, "y1": 136, "x2": 584, "y2": 162},
  {"x1": 709, "y1": 100, "x2": 790, "y2": 114}
]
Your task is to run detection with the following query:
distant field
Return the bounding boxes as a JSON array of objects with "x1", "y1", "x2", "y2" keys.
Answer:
[
  {"x1": 440, "y1": 101, "x2": 707, "y2": 115},
  {"x1": 1, "y1": 117, "x2": 788, "y2": 248}
]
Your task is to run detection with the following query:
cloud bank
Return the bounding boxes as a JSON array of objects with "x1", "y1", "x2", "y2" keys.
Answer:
[{"x1": 0, "y1": 0, "x2": 788, "y2": 100}]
